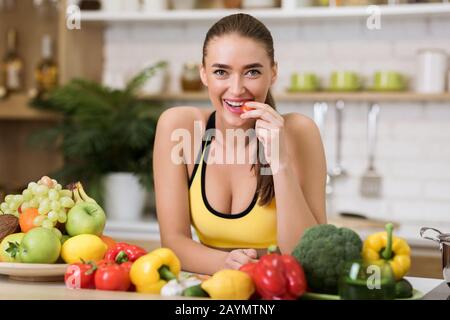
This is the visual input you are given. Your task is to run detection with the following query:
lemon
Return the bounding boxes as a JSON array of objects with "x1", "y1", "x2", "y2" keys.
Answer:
[
  {"x1": 201, "y1": 270, "x2": 254, "y2": 300},
  {"x1": 61, "y1": 234, "x2": 107, "y2": 264}
]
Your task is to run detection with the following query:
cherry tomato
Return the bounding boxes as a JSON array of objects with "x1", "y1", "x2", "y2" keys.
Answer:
[
  {"x1": 64, "y1": 262, "x2": 96, "y2": 289},
  {"x1": 94, "y1": 263, "x2": 131, "y2": 291},
  {"x1": 242, "y1": 103, "x2": 255, "y2": 113}
]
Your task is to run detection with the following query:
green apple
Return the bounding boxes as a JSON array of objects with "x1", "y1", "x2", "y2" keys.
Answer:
[
  {"x1": 65, "y1": 202, "x2": 106, "y2": 237},
  {"x1": 0, "y1": 233, "x2": 24, "y2": 262},
  {"x1": 19, "y1": 227, "x2": 61, "y2": 264}
]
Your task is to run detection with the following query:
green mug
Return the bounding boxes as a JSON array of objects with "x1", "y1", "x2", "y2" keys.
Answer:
[
  {"x1": 289, "y1": 73, "x2": 319, "y2": 92},
  {"x1": 329, "y1": 71, "x2": 361, "y2": 91},
  {"x1": 373, "y1": 71, "x2": 406, "y2": 91}
]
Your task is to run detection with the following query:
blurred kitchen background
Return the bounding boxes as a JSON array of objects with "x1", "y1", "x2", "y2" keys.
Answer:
[{"x1": 1, "y1": 0, "x2": 450, "y2": 278}]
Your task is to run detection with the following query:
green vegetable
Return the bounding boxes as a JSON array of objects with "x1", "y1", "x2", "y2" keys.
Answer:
[
  {"x1": 395, "y1": 278, "x2": 413, "y2": 298},
  {"x1": 291, "y1": 224, "x2": 363, "y2": 294},
  {"x1": 182, "y1": 284, "x2": 210, "y2": 297}
]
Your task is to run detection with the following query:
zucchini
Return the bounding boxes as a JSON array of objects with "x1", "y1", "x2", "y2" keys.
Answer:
[{"x1": 182, "y1": 284, "x2": 210, "y2": 298}]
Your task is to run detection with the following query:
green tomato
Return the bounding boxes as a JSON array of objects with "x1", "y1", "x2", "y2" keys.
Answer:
[
  {"x1": 0, "y1": 233, "x2": 25, "y2": 262},
  {"x1": 19, "y1": 227, "x2": 61, "y2": 264}
]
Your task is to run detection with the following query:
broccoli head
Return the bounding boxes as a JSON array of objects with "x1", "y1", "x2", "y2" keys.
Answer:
[{"x1": 291, "y1": 224, "x2": 362, "y2": 294}]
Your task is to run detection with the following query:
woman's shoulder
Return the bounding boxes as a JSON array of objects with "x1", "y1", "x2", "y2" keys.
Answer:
[
  {"x1": 282, "y1": 112, "x2": 319, "y2": 136},
  {"x1": 157, "y1": 106, "x2": 213, "y2": 132},
  {"x1": 281, "y1": 112, "x2": 323, "y2": 151}
]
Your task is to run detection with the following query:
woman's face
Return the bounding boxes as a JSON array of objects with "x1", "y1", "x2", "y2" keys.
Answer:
[{"x1": 200, "y1": 33, "x2": 277, "y2": 127}]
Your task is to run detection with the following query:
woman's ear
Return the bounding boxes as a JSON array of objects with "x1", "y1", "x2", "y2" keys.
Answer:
[
  {"x1": 200, "y1": 64, "x2": 208, "y2": 87},
  {"x1": 271, "y1": 62, "x2": 278, "y2": 85}
]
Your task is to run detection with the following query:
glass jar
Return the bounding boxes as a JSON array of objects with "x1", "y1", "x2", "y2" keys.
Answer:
[{"x1": 181, "y1": 63, "x2": 203, "y2": 92}]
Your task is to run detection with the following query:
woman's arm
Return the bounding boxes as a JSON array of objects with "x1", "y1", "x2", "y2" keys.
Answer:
[
  {"x1": 153, "y1": 107, "x2": 256, "y2": 274},
  {"x1": 241, "y1": 104, "x2": 327, "y2": 254},
  {"x1": 273, "y1": 113, "x2": 327, "y2": 254}
]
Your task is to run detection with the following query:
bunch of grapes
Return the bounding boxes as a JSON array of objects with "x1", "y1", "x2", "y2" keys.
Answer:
[{"x1": 0, "y1": 177, "x2": 75, "y2": 232}]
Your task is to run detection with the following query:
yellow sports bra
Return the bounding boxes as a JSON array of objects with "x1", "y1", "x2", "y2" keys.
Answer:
[{"x1": 188, "y1": 111, "x2": 277, "y2": 249}]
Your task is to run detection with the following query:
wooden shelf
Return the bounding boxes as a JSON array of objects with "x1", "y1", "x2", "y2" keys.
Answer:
[
  {"x1": 80, "y1": 3, "x2": 450, "y2": 22},
  {"x1": 0, "y1": 95, "x2": 60, "y2": 121},
  {"x1": 143, "y1": 91, "x2": 450, "y2": 103},
  {"x1": 3, "y1": 91, "x2": 449, "y2": 122}
]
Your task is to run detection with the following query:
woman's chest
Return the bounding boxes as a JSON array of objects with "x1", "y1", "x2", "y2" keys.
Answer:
[{"x1": 203, "y1": 163, "x2": 257, "y2": 215}]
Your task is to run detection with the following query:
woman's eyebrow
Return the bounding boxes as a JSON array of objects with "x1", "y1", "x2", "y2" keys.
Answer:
[{"x1": 211, "y1": 63, "x2": 263, "y2": 69}]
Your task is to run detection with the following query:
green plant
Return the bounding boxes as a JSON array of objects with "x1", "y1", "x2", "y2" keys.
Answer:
[{"x1": 30, "y1": 61, "x2": 167, "y2": 203}]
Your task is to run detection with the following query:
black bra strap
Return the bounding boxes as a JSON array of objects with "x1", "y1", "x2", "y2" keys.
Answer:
[
  {"x1": 206, "y1": 111, "x2": 216, "y2": 130},
  {"x1": 188, "y1": 111, "x2": 216, "y2": 188}
]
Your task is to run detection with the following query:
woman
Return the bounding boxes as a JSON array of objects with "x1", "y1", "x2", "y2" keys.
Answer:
[{"x1": 153, "y1": 13, "x2": 327, "y2": 275}]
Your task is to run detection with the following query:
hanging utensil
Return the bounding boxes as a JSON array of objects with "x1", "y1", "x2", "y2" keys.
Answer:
[
  {"x1": 327, "y1": 100, "x2": 347, "y2": 195},
  {"x1": 313, "y1": 102, "x2": 334, "y2": 195},
  {"x1": 313, "y1": 102, "x2": 328, "y2": 136},
  {"x1": 360, "y1": 103, "x2": 382, "y2": 198}
]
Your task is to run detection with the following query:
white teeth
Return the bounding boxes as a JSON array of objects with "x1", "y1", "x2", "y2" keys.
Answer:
[{"x1": 225, "y1": 100, "x2": 244, "y2": 107}]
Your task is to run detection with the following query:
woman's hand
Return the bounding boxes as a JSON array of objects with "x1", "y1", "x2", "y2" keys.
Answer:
[
  {"x1": 223, "y1": 249, "x2": 258, "y2": 270},
  {"x1": 240, "y1": 102, "x2": 288, "y2": 174}
]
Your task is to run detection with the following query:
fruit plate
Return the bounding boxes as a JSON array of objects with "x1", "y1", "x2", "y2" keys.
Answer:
[
  {"x1": 301, "y1": 289, "x2": 423, "y2": 300},
  {"x1": 0, "y1": 262, "x2": 68, "y2": 282}
]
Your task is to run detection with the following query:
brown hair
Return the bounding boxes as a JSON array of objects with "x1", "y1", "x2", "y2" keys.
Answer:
[{"x1": 202, "y1": 13, "x2": 276, "y2": 206}]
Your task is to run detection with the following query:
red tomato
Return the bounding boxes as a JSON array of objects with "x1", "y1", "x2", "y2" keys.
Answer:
[
  {"x1": 94, "y1": 263, "x2": 131, "y2": 291},
  {"x1": 64, "y1": 263, "x2": 96, "y2": 289},
  {"x1": 120, "y1": 261, "x2": 133, "y2": 273}
]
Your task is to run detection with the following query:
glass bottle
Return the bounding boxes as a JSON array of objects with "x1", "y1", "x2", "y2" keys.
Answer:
[
  {"x1": 1, "y1": 28, "x2": 24, "y2": 94},
  {"x1": 35, "y1": 34, "x2": 58, "y2": 95},
  {"x1": 181, "y1": 62, "x2": 203, "y2": 92}
]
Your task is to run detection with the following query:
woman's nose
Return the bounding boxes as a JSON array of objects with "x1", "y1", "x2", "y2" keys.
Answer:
[{"x1": 229, "y1": 75, "x2": 246, "y2": 96}]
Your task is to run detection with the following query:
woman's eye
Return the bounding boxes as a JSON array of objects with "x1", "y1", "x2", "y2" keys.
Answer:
[
  {"x1": 246, "y1": 69, "x2": 261, "y2": 77},
  {"x1": 213, "y1": 69, "x2": 227, "y2": 77}
]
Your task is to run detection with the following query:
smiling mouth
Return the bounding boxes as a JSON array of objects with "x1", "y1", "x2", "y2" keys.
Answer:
[{"x1": 223, "y1": 99, "x2": 254, "y2": 109}]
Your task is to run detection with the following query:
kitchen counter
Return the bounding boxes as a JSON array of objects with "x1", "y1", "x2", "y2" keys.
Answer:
[{"x1": 0, "y1": 275, "x2": 444, "y2": 300}]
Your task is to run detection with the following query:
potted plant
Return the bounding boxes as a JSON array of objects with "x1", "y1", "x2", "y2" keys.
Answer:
[{"x1": 30, "y1": 61, "x2": 167, "y2": 222}]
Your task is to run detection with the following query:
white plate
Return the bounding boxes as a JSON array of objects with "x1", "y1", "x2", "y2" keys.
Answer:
[{"x1": 0, "y1": 262, "x2": 68, "y2": 282}]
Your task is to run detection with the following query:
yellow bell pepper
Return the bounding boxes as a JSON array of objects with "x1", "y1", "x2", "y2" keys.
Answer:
[
  {"x1": 201, "y1": 269, "x2": 255, "y2": 300},
  {"x1": 130, "y1": 247, "x2": 181, "y2": 294},
  {"x1": 362, "y1": 223, "x2": 411, "y2": 280}
]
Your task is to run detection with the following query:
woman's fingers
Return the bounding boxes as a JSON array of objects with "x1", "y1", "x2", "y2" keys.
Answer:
[
  {"x1": 225, "y1": 259, "x2": 244, "y2": 270},
  {"x1": 242, "y1": 101, "x2": 284, "y2": 124},
  {"x1": 243, "y1": 248, "x2": 258, "y2": 259},
  {"x1": 232, "y1": 250, "x2": 257, "y2": 265},
  {"x1": 241, "y1": 108, "x2": 283, "y2": 126},
  {"x1": 224, "y1": 249, "x2": 258, "y2": 269}
]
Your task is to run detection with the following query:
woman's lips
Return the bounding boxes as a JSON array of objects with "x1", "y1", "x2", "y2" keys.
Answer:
[{"x1": 222, "y1": 99, "x2": 253, "y2": 115}]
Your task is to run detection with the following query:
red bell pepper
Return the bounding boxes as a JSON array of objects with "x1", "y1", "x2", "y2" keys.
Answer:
[
  {"x1": 104, "y1": 242, "x2": 147, "y2": 264},
  {"x1": 240, "y1": 245, "x2": 307, "y2": 300}
]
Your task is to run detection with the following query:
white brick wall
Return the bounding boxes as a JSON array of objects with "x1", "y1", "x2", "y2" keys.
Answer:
[{"x1": 102, "y1": 15, "x2": 450, "y2": 224}]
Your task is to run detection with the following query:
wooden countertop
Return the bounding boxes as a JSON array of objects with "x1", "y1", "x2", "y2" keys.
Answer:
[
  {"x1": 0, "y1": 275, "x2": 204, "y2": 300},
  {"x1": 0, "y1": 275, "x2": 442, "y2": 300}
]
